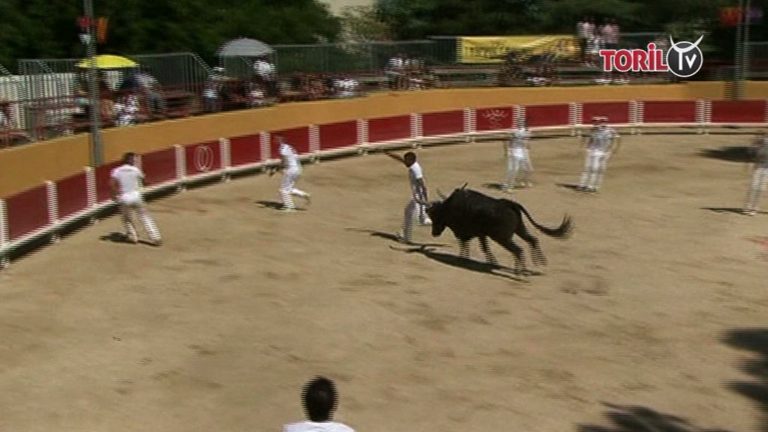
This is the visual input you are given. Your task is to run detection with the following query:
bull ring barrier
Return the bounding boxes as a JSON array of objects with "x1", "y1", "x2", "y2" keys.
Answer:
[{"x1": 1, "y1": 97, "x2": 767, "y2": 268}]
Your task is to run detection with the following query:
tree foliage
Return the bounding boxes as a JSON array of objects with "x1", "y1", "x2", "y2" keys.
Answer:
[
  {"x1": 0, "y1": 0, "x2": 341, "y2": 71},
  {"x1": 338, "y1": 5, "x2": 392, "y2": 43},
  {"x1": 375, "y1": 0, "x2": 768, "y2": 59}
]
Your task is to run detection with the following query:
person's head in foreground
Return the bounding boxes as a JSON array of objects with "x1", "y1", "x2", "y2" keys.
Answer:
[{"x1": 303, "y1": 376, "x2": 338, "y2": 422}]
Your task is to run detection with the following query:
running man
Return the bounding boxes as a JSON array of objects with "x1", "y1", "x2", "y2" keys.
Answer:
[
  {"x1": 743, "y1": 131, "x2": 768, "y2": 216},
  {"x1": 276, "y1": 135, "x2": 311, "y2": 212},
  {"x1": 110, "y1": 152, "x2": 162, "y2": 246},
  {"x1": 578, "y1": 116, "x2": 620, "y2": 193},
  {"x1": 504, "y1": 121, "x2": 533, "y2": 191},
  {"x1": 385, "y1": 150, "x2": 431, "y2": 244}
]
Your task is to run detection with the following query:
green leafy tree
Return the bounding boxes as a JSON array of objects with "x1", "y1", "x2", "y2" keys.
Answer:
[
  {"x1": 0, "y1": 0, "x2": 341, "y2": 70},
  {"x1": 339, "y1": 5, "x2": 392, "y2": 43}
]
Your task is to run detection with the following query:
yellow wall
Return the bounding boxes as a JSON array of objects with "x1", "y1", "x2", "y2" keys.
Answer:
[
  {"x1": 1, "y1": 81, "x2": 764, "y2": 198},
  {"x1": 1, "y1": 135, "x2": 91, "y2": 197}
]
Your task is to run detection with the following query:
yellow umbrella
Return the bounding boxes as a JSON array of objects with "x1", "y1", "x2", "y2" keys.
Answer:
[{"x1": 76, "y1": 54, "x2": 138, "y2": 69}]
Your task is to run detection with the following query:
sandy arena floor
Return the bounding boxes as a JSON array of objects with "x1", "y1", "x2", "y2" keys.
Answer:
[{"x1": 1, "y1": 134, "x2": 768, "y2": 432}]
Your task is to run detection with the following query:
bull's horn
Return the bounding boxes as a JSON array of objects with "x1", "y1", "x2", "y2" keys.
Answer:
[
  {"x1": 437, "y1": 189, "x2": 447, "y2": 200},
  {"x1": 459, "y1": 182, "x2": 468, "y2": 190}
]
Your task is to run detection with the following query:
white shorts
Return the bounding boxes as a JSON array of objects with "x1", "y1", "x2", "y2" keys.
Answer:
[{"x1": 119, "y1": 191, "x2": 143, "y2": 206}]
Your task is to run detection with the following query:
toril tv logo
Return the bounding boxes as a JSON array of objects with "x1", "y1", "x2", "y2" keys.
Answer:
[{"x1": 598, "y1": 35, "x2": 704, "y2": 78}]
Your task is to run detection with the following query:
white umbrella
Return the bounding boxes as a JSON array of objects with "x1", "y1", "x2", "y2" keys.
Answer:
[{"x1": 217, "y1": 38, "x2": 274, "y2": 57}]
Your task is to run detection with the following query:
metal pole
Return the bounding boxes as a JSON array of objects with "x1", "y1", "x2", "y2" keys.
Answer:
[
  {"x1": 85, "y1": 0, "x2": 103, "y2": 166},
  {"x1": 742, "y1": 0, "x2": 752, "y2": 94},
  {"x1": 734, "y1": 0, "x2": 744, "y2": 99}
]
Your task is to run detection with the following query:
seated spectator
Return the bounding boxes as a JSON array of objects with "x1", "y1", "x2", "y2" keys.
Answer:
[
  {"x1": 386, "y1": 53, "x2": 405, "y2": 90},
  {"x1": 114, "y1": 92, "x2": 141, "y2": 126},
  {"x1": 246, "y1": 80, "x2": 268, "y2": 107},
  {"x1": 203, "y1": 67, "x2": 227, "y2": 113},
  {"x1": 133, "y1": 70, "x2": 166, "y2": 117},
  {"x1": 334, "y1": 75, "x2": 360, "y2": 98},
  {"x1": 0, "y1": 99, "x2": 12, "y2": 146},
  {"x1": 283, "y1": 376, "x2": 355, "y2": 432},
  {"x1": 254, "y1": 56, "x2": 277, "y2": 97}
]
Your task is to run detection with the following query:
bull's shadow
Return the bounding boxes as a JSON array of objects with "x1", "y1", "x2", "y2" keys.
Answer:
[
  {"x1": 577, "y1": 402, "x2": 729, "y2": 432},
  {"x1": 346, "y1": 228, "x2": 448, "y2": 248},
  {"x1": 349, "y1": 228, "x2": 531, "y2": 281},
  {"x1": 389, "y1": 244, "x2": 534, "y2": 282},
  {"x1": 699, "y1": 146, "x2": 754, "y2": 163},
  {"x1": 723, "y1": 328, "x2": 768, "y2": 432},
  {"x1": 392, "y1": 246, "x2": 541, "y2": 282},
  {"x1": 702, "y1": 207, "x2": 768, "y2": 216}
]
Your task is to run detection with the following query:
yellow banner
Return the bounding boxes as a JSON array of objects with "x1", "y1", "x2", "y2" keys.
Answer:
[{"x1": 458, "y1": 35, "x2": 578, "y2": 64}]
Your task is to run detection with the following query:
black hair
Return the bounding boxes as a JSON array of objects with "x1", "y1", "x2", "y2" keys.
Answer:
[
  {"x1": 123, "y1": 152, "x2": 136, "y2": 164},
  {"x1": 302, "y1": 376, "x2": 338, "y2": 422}
]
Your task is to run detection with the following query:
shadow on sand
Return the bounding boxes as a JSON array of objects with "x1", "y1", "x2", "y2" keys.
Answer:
[
  {"x1": 577, "y1": 403, "x2": 729, "y2": 432},
  {"x1": 99, "y1": 232, "x2": 157, "y2": 247},
  {"x1": 699, "y1": 146, "x2": 754, "y2": 163},
  {"x1": 723, "y1": 328, "x2": 768, "y2": 432},
  {"x1": 702, "y1": 207, "x2": 767, "y2": 216},
  {"x1": 255, "y1": 200, "x2": 307, "y2": 211},
  {"x1": 350, "y1": 228, "x2": 532, "y2": 281}
]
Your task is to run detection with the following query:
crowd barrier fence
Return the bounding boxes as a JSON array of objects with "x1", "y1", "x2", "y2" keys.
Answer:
[{"x1": 1, "y1": 98, "x2": 767, "y2": 268}]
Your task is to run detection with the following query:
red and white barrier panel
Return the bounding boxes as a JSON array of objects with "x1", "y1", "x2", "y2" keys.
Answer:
[
  {"x1": 318, "y1": 120, "x2": 359, "y2": 157},
  {"x1": 183, "y1": 140, "x2": 224, "y2": 182},
  {"x1": 475, "y1": 106, "x2": 515, "y2": 133},
  {"x1": 710, "y1": 100, "x2": 768, "y2": 125},
  {"x1": 2, "y1": 98, "x2": 767, "y2": 268},
  {"x1": 421, "y1": 110, "x2": 465, "y2": 139},
  {"x1": 581, "y1": 101, "x2": 632, "y2": 126},
  {"x1": 229, "y1": 133, "x2": 263, "y2": 170}
]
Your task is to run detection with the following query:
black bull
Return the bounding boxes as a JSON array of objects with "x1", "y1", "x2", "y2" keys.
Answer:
[{"x1": 420, "y1": 187, "x2": 573, "y2": 272}]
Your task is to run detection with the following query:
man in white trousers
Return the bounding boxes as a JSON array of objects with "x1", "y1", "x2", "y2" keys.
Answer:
[
  {"x1": 276, "y1": 135, "x2": 311, "y2": 212},
  {"x1": 578, "y1": 116, "x2": 620, "y2": 193},
  {"x1": 110, "y1": 152, "x2": 162, "y2": 246},
  {"x1": 504, "y1": 120, "x2": 533, "y2": 191},
  {"x1": 386, "y1": 150, "x2": 431, "y2": 244},
  {"x1": 743, "y1": 131, "x2": 768, "y2": 216}
]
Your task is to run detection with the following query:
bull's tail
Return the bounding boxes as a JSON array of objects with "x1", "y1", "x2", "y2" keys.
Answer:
[{"x1": 513, "y1": 202, "x2": 573, "y2": 238}]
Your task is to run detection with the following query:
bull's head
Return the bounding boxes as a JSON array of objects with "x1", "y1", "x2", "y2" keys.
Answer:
[{"x1": 417, "y1": 183, "x2": 467, "y2": 237}]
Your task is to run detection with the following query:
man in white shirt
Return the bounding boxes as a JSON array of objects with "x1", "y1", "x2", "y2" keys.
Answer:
[
  {"x1": 109, "y1": 152, "x2": 162, "y2": 245},
  {"x1": 578, "y1": 116, "x2": 620, "y2": 193},
  {"x1": 504, "y1": 121, "x2": 533, "y2": 191},
  {"x1": 254, "y1": 56, "x2": 277, "y2": 96},
  {"x1": 283, "y1": 376, "x2": 355, "y2": 432},
  {"x1": 386, "y1": 150, "x2": 431, "y2": 244},
  {"x1": 276, "y1": 136, "x2": 311, "y2": 212},
  {"x1": 743, "y1": 131, "x2": 768, "y2": 216}
]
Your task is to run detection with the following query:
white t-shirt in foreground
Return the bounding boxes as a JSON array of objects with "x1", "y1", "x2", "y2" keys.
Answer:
[
  {"x1": 110, "y1": 164, "x2": 144, "y2": 194},
  {"x1": 408, "y1": 161, "x2": 424, "y2": 198},
  {"x1": 280, "y1": 142, "x2": 301, "y2": 171},
  {"x1": 283, "y1": 420, "x2": 355, "y2": 432}
]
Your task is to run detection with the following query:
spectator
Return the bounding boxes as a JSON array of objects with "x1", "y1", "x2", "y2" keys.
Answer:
[
  {"x1": 283, "y1": 376, "x2": 354, "y2": 432},
  {"x1": 386, "y1": 53, "x2": 405, "y2": 90},
  {"x1": 584, "y1": 17, "x2": 596, "y2": 65},
  {"x1": 576, "y1": 17, "x2": 589, "y2": 62},
  {"x1": 334, "y1": 74, "x2": 360, "y2": 98},
  {"x1": 113, "y1": 92, "x2": 141, "y2": 126},
  {"x1": 203, "y1": 66, "x2": 227, "y2": 113},
  {"x1": 246, "y1": 79, "x2": 268, "y2": 108},
  {"x1": 0, "y1": 100, "x2": 11, "y2": 146},
  {"x1": 124, "y1": 69, "x2": 166, "y2": 118},
  {"x1": 603, "y1": 18, "x2": 619, "y2": 50},
  {"x1": 254, "y1": 56, "x2": 277, "y2": 97},
  {"x1": 586, "y1": 33, "x2": 604, "y2": 68}
]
